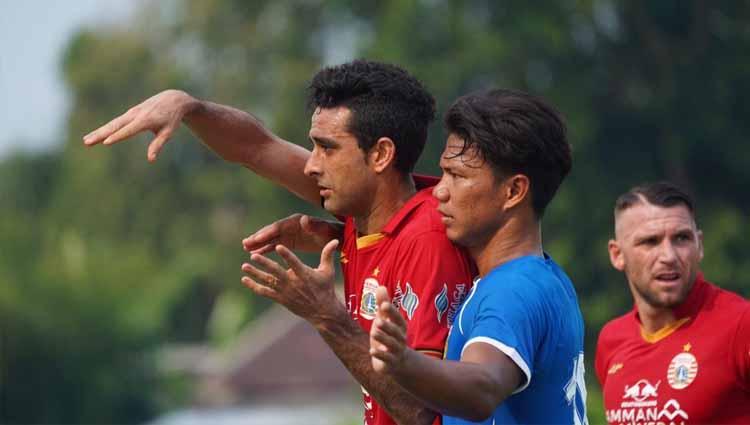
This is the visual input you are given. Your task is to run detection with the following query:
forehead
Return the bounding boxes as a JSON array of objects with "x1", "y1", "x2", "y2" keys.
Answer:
[
  {"x1": 440, "y1": 134, "x2": 484, "y2": 169},
  {"x1": 309, "y1": 107, "x2": 354, "y2": 137},
  {"x1": 615, "y1": 202, "x2": 696, "y2": 239}
]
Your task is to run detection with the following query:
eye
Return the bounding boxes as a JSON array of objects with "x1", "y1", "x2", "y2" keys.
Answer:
[
  {"x1": 313, "y1": 143, "x2": 332, "y2": 154},
  {"x1": 675, "y1": 233, "x2": 693, "y2": 243},
  {"x1": 638, "y1": 237, "x2": 659, "y2": 246}
]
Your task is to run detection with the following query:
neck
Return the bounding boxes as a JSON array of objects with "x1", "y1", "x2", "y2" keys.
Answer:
[
  {"x1": 354, "y1": 174, "x2": 415, "y2": 235},
  {"x1": 471, "y1": 214, "x2": 543, "y2": 277},
  {"x1": 635, "y1": 301, "x2": 677, "y2": 335}
]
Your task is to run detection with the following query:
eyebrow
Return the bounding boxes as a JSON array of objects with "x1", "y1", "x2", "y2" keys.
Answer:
[
  {"x1": 309, "y1": 136, "x2": 340, "y2": 148},
  {"x1": 631, "y1": 226, "x2": 694, "y2": 240}
]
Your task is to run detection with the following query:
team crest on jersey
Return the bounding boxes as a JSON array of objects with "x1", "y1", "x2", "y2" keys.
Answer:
[
  {"x1": 359, "y1": 278, "x2": 379, "y2": 320},
  {"x1": 434, "y1": 284, "x2": 449, "y2": 323},
  {"x1": 400, "y1": 283, "x2": 419, "y2": 320},
  {"x1": 667, "y1": 352, "x2": 698, "y2": 389}
]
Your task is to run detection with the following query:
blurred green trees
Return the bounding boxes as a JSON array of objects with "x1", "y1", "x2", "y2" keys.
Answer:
[{"x1": 1, "y1": 0, "x2": 748, "y2": 423}]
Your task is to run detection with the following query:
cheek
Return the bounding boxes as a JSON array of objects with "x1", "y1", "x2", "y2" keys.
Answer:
[
  {"x1": 680, "y1": 246, "x2": 702, "y2": 264},
  {"x1": 624, "y1": 250, "x2": 651, "y2": 273}
]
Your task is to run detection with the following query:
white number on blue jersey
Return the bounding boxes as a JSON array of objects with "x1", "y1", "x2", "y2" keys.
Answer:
[{"x1": 564, "y1": 352, "x2": 588, "y2": 425}]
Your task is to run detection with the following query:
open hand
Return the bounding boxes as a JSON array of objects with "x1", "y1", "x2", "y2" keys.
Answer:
[
  {"x1": 241, "y1": 239, "x2": 343, "y2": 323},
  {"x1": 83, "y1": 89, "x2": 197, "y2": 162}
]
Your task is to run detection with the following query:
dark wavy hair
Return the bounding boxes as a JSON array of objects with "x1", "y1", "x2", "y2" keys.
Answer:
[
  {"x1": 444, "y1": 89, "x2": 571, "y2": 218},
  {"x1": 308, "y1": 59, "x2": 436, "y2": 174}
]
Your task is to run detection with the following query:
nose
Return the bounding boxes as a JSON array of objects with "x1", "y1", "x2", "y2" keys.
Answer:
[
  {"x1": 432, "y1": 178, "x2": 449, "y2": 202},
  {"x1": 657, "y1": 240, "x2": 678, "y2": 265},
  {"x1": 304, "y1": 149, "x2": 322, "y2": 178}
]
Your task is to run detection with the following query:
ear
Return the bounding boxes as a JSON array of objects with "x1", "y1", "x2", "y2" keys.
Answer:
[
  {"x1": 608, "y1": 239, "x2": 625, "y2": 271},
  {"x1": 696, "y1": 229, "x2": 704, "y2": 262},
  {"x1": 368, "y1": 137, "x2": 397, "y2": 173},
  {"x1": 502, "y1": 174, "x2": 531, "y2": 210}
]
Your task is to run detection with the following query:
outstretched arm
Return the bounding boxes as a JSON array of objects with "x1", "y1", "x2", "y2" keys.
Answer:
[
  {"x1": 370, "y1": 287, "x2": 522, "y2": 422},
  {"x1": 241, "y1": 243, "x2": 437, "y2": 425},
  {"x1": 83, "y1": 90, "x2": 320, "y2": 205}
]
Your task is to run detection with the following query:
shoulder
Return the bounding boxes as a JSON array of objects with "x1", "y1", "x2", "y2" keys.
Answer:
[
  {"x1": 705, "y1": 280, "x2": 750, "y2": 312},
  {"x1": 597, "y1": 312, "x2": 636, "y2": 352},
  {"x1": 391, "y1": 189, "x2": 454, "y2": 247},
  {"x1": 399, "y1": 188, "x2": 445, "y2": 233},
  {"x1": 699, "y1": 281, "x2": 750, "y2": 333},
  {"x1": 480, "y1": 257, "x2": 563, "y2": 300}
]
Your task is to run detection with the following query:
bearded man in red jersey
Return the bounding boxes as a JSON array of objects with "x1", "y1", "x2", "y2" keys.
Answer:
[{"x1": 595, "y1": 182, "x2": 750, "y2": 425}]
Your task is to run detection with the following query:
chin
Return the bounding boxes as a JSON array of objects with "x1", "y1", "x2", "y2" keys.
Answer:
[
  {"x1": 322, "y1": 199, "x2": 339, "y2": 214},
  {"x1": 655, "y1": 290, "x2": 691, "y2": 309},
  {"x1": 447, "y1": 231, "x2": 472, "y2": 249}
]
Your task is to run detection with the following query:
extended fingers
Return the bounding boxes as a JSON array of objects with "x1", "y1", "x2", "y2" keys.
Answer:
[
  {"x1": 374, "y1": 287, "x2": 406, "y2": 327},
  {"x1": 241, "y1": 261, "x2": 280, "y2": 287},
  {"x1": 318, "y1": 239, "x2": 340, "y2": 271},
  {"x1": 83, "y1": 112, "x2": 133, "y2": 146},
  {"x1": 241, "y1": 276, "x2": 277, "y2": 299},
  {"x1": 371, "y1": 316, "x2": 407, "y2": 346},
  {"x1": 275, "y1": 244, "x2": 311, "y2": 276},
  {"x1": 242, "y1": 224, "x2": 280, "y2": 252},
  {"x1": 379, "y1": 301, "x2": 408, "y2": 331},
  {"x1": 370, "y1": 343, "x2": 399, "y2": 365},
  {"x1": 147, "y1": 128, "x2": 174, "y2": 162},
  {"x1": 249, "y1": 244, "x2": 276, "y2": 256},
  {"x1": 249, "y1": 253, "x2": 288, "y2": 277},
  {"x1": 101, "y1": 116, "x2": 145, "y2": 146}
]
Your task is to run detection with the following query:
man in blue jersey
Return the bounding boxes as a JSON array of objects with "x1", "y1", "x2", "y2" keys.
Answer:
[{"x1": 369, "y1": 89, "x2": 588, "y2": 424}]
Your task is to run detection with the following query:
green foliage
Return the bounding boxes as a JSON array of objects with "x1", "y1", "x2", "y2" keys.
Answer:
[{"x1": 1, "y1": 0, "x2": 748, "y2": 423}]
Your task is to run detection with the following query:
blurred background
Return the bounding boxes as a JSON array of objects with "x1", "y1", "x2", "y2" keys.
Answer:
[{"x1": 1, "y1": 0, "x2": 748, "y2": 423}]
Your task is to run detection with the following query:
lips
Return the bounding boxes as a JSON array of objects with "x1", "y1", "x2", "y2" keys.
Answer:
[
  {"x1": 318, "y1": 185, "x2": 332, "y2": 197},
  {"x1": 655, "y1": 271, "x2": 680, "y2": 281},
  {"x1": 437, "y1": 208, "x2": 453, "y2": 225}
]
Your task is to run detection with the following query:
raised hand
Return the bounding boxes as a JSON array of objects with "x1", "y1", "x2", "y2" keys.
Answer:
[
  {"x1": 83, "y1": 89, "x2": 197, "y2": 162},
  {"x1": 242, "y1": 214, "x2": 344, "y2": 255},
  {"x1": 370, "y1": 286, "x2": 410, "y2": 374},
  {"x1": 241, "y1": 239, "x2": 343, "y2": 322}
]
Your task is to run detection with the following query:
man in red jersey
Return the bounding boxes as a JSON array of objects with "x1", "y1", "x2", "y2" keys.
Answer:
[
  {"x1": 595, "y1": 182, "x2": 750, "y2": 425},
  {"x1": 84, "y1": 60, "x2": 475, "y2": 425}
]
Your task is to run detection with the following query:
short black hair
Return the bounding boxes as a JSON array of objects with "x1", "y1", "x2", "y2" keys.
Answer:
[
  {"x1": 308, "y1": 59, "x2": 436, "y2": 174},
  {"x1": 614, "y1": 181, "x2": 695, "y2": 216},
  {"x1": 444, "y1": 89, "x2": 571, "y2": 217}
]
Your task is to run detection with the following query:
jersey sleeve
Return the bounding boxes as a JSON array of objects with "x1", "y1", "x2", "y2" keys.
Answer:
[
  {"x1": 463, "y1": 278, "x2": 545, "y2": 393},
  {"x1": 732, "y1": 306, "x2": 750, "y2": 391},
  {"x1": 595, "y1": 324, "x2": 613, "y2": 387},
  {"x1": 392, "y1": 230, "x2": 474, "y2": 357}
]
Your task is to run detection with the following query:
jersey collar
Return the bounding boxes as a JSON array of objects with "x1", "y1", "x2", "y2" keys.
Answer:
[
  {"x1": 671, "y1": 272, "x2": 708, "y2": 319},
  {"x1": 632, "y1": 272, "x2": 708, "y2": 344},
  {"x1": 380, "y1": 188, "x2": 432, "y2": 235}
]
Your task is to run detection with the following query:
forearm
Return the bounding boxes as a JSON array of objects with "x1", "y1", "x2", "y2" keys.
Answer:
[
  {"x1": 391, "y1": 349, "x2": 504, "y2": 422},
  {"x1": 183, "y1": 97, "x2": 320, "y2": 204},
  {"x1": 314, "y1": 308, "x2": 437, "y2": 425}
]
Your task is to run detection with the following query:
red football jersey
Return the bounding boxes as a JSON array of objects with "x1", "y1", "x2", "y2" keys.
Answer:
[
  {"x1": 595, "y1": 274, "x2": 750, "y2": 425},
  {"x1": 341, "y1": 178, "x2": 476, "y2": 425}
]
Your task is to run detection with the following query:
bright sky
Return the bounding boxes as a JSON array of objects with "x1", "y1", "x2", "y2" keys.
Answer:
[{"x1": 0, "y1": 1, "x2": 138, "y2": 158}]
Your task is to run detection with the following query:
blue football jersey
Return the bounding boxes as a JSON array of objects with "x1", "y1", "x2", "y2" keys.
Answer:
[{"x1": 443, "y1": 254, "x2": 588, "y2": 425}]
